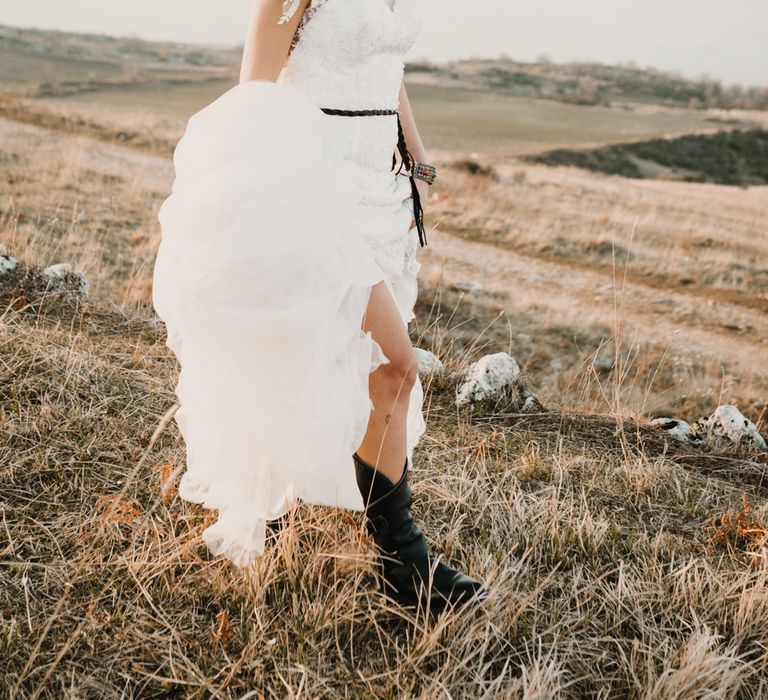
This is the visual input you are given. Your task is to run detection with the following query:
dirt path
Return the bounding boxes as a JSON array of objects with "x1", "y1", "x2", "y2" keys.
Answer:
[{"x1": 418, "y1": 228, "x2": 768, "y2": 376}]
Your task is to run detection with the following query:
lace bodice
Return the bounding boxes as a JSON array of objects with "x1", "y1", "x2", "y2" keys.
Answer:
[
  {"x1": 278, "y1": 0, "x2": 329, "y2": 26},
  {"x1": 276, "y1": 0, "x2": 423, "y2": 112},
  {"x1": 275, "y1": 0, "x2": 425, "y2": 275}
]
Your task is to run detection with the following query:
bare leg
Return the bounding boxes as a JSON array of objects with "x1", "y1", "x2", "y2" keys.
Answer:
[
  {"x1": 353, "y1": 282, "x2": 489, "y2": 611},
  {"x1": 356, "y1": 281, "x2": 417, "y2": 484}
]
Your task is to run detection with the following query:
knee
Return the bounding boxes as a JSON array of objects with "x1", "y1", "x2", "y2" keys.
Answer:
[{"x1": 373, "y1": 347, "x2": 418, "y2": 399}]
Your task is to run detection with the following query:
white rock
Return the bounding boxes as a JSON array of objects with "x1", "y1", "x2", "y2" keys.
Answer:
[
  {"x1": 692, "y1": 405, "x2": 767, "y2": 450},
  {"x1": 456, "y1": 351, "x2": 521, "y2": 406},
  {"x1": 42, "y1": 262, "x2": 90, "y2": 297},
  {"x1": 0, "y1": 255, "x2": 17, "y2": 275},
  {"x1": 651, "y1": 417, "x2": 700, "y2": 444},
  {"x1": 451, "y1": 280, "x2": 485, "y2": 294},
  {"x1": 42, "y1": 262, "x2": 73, "y2": 279},
  {"x1": 414, "y1": 348, "x2": 444, "y2": 377},
  {"x1": 0, "y1": 244, "x2": 7, "y2": 256}
]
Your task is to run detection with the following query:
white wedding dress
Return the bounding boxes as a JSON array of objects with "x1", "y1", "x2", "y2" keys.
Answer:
[{"x1": 152, "y1": 0, "x2": 427, "y2": 567}]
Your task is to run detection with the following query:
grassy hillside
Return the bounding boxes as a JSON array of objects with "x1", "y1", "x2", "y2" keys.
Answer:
[
  {"x1": 2, "y1": 252, "x2": 767, "y2": 697},
  {"x1": 9, "y1": 24, "x2": 766, "y2": 114},
  {"x1": 406, "y1": 58, "x2": 768, "y2": 111},
  {"x1": 404, "y1": 84, "x2": 723, "y2": 157},
  {"x1": 528, "y1": 128, "x2": 768, "y2": 185},
  {"x1": 2, "y1": 23, "x2": 768, "y2": 698},
  {"x1": 2, "y1": 24, "x2": 763, "y2": 162},
  {"x1": 0, "y1": 24, "x2": 238, "y2": 94}
]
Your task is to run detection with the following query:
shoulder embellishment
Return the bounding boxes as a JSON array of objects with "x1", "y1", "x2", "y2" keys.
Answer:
[
  {"x1": 278, "y1": 0, "x2": 302, "y2": 24},
  {"x1": 278, "y1": 0, "x2": 329, "y2": 25}
]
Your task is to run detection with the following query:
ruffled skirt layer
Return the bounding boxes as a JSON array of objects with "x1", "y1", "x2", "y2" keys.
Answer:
[{"x1": 152, "y1": 80, "x2": 426, "y2": 568}]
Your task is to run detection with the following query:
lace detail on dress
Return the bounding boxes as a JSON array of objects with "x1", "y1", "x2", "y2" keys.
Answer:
[
  {"x1": 278, "y1": 0, "x2": 424, "y2": 258},
  {"x1": 285, "y1": 0, "x2": 330, "y2": 56},
  {"x1": 278, "y1": 0, "x2": 301, "y2": 24},
  {"x1": 278, "y1": 0, "x2": 330, "y2": 25},
  {"x1": 279, "y1": 0, "x2": 423, "y2": 112}
]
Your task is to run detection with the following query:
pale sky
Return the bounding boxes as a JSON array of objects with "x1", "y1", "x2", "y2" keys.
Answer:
[{"x1": 2, "y1": 0, "x2": 766, "y2": 88}]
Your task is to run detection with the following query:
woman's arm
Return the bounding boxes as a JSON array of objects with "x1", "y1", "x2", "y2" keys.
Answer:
[
  {"x1": 397, "y1": 81, "x2": 428, "y2": 164},
  {"x1": 397, "y1": 81, "x2": 430, "y2": 227},
  {"x1": 239, "y1": 0, "x2": 311, "y2": 83}
]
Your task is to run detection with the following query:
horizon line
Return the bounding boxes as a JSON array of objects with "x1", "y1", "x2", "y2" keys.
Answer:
[{"x1": 2, "y1": 20, "x2": 766, "y2": 92}]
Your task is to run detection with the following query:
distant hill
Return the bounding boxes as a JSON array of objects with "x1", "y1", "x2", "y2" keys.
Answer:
[
  {"x1": 0, "y1": 24, "x2": 239, "y2": 96},
  {"x1": 527, "y1": 129, "x2": 768, "y2": 186},
  {"x1": 2, "y1": 24, "x2": 766, "y2": 112},
  {"x1": 405, "y1": 58, "x2": 768, "y2": 112}
]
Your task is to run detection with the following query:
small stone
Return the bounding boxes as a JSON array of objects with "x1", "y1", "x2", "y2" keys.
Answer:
[
  {"x1": 691, "y1": 405, "x2": 767, "y2": 451},
  {"x1": 521, "y1": 393, "x2": 545, "y2": 413},
  {"x1": 413, "y1": 348, "x2": 444, "y2": 377},
  {"x1": 651, "y1": 417, "x2": 701, "y2": 445},
  {"x1": 456, "y1": 351, "x2": 521, "y2": 406},
  {"x1": 42, "y1": 262, "x2": 90, "y2": 297},
  {"x1": 451, "y1": 280, "x2": 485, "y2": 294},
  {"x1": 594, "y1": 357, "x2": 615, "y2": 372},
  {"x1": 42, "y1": 262, "x2": 73, "y2": 279},
  {"x1": 0, "y1": 255, "x2": 17, "y2": 275}
]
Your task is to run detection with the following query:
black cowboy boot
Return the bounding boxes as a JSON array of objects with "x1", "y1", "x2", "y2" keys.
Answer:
[{"x1": 353, "y1": 451, "x2": 488, "y2": 613}]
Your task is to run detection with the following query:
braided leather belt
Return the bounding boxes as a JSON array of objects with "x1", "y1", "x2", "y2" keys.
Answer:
[
  {"x1": 319, "y1": 106, "x2": 427, "y2": 247},
  {"x1": 319, "y1": 108, "x2": 398, "y2": 116}
]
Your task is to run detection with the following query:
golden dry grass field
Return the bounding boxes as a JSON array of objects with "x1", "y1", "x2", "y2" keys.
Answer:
[{"x1": 1, "y1": 26, "x2": 768, "y2": 699}]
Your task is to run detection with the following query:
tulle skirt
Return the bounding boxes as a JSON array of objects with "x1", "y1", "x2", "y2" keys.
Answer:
[{"x1": 152, "y1": 79, "x2": 426, "y2": 568}]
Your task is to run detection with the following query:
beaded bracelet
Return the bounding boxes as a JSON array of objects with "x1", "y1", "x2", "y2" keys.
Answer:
[{"x1": 412, "y1": 161, "x2": 437, "y2": 185}]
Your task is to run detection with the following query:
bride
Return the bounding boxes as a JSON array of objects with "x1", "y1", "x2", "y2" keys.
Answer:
[{"x1": 152, "y1": 0, "x2": 488, "y2": 613}]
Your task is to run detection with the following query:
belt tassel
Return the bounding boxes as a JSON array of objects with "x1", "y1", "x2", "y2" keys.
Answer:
[{"x1": 392, "y1": 114, "x2": 427, "y2": 248}]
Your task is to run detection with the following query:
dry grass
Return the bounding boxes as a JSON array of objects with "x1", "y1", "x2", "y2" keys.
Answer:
[
  {"x1": 0, "y1": 96, "x2": 178, "y2": 157},
  {"x1": 2, "y1": 47, "x2": 768, "y2": 696},
  {"x1": 0, "y1": 116, "x2": 170, "y2": 307},
  {"x1": 404, "y1": 83, "x2": 725, "y2": 157},
  {"x1": 416, "y1": 155, "x2": 768, "y2": 421},
  {"x1": 2, "y1": 283, "x2": 768, "y2": 697}
]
